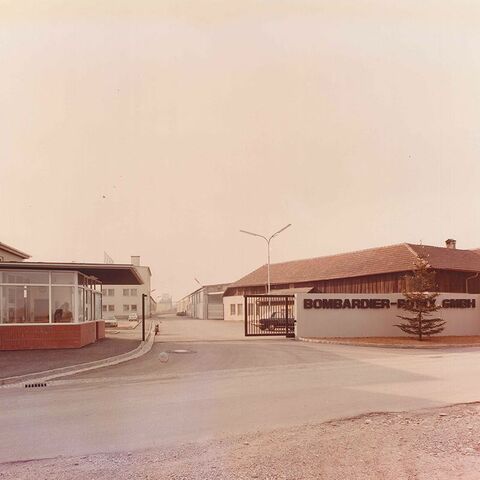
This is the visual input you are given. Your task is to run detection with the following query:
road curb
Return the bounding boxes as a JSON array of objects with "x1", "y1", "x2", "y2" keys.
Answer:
[
  {"x1": 0, "y1": 321, "x2": 156, "y2": 388},
  {"x1": 297, "y1": 337, "x2": 480, "y2": 349}
]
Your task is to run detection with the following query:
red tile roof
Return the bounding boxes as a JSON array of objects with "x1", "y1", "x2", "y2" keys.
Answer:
[
  {"x1": 410, "y1": 244, "x2": 480, "y2": 272},
  {"x1": 230, "y1": 243, "x2": 480, "y2": 288}
]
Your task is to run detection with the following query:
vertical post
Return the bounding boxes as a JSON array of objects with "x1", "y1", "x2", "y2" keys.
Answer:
[
  {"x1": 286, "y1": 295, "x2": 295, "y2": 338},
  {"x1": 49, "y1": 271, "x2": 52, "y2": 324},
  {"x1": 266, "y1": 238, "x2": 271, "y2": 294},
  {"x1": 142, "y1": 293, "x2": 146, "y2": 342},
  {"x1": 244, "y1": 295, "x2": 248, "y2": 336},
  {"x1": 285, "y1": 295, "x2": 289, "y2": 338}
]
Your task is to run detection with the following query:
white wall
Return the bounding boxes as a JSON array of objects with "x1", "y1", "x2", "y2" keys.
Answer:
[
  {"x1": 102, "y1": 265, "x2": 151, "y2": 319},
  {"x1": 223, "y1": 295, "x2": 244, "y2": 321},
  {"x1": 296, "y1": 293, "x2": 480, "y2": 338}
]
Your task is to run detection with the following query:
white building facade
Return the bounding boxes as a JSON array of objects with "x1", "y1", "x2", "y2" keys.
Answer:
[
  {"x1": 223, "y1": 295, "x2": 245, "y2": 321},
  {"x1": 102, "y1": 256, "x2": 153, "y2": 319}
]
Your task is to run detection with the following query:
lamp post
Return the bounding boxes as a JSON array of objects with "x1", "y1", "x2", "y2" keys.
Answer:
[{"x1": 240, "y1": 224, "x2": 292, "y2": 293}]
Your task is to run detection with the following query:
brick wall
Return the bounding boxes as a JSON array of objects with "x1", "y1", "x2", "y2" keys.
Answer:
[
  {"x1": 0, "y1": 322, "x2": 98, "y2": 350},
  {"x1": 96, "y1": 320, "x2": 105, "y2": 340}
]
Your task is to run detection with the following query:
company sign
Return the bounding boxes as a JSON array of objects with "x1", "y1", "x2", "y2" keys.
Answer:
[
  {"x1": 296, "y1": 293, "x2": 480, "y2": 338},
  {"x1": 303, "y1": 298, "x2": 476, "y2": 310}
]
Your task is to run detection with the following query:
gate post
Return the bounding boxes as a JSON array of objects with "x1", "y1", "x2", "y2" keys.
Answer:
[
  {"x1": 285, "y1": 295, "x2": 288, "y2": 338},
  {"x1": 286, "y1": 295, "x2": 295, "y2": 338},
  {"x1": 244, "y1": 295, "x2": 248, "y2": 337}
]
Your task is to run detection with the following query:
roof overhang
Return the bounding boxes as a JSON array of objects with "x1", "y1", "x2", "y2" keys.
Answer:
[
  {"x1": 0, "y1": 262, "x2": 143, "y2": 285},
  {"x1": 269, "y1": 287, "x2": 315, "y2": 294}
]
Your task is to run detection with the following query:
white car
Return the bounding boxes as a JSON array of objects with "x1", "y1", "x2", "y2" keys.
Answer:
[{"x1": 128, "y1": 313, "x2": 138, "y2": 321}]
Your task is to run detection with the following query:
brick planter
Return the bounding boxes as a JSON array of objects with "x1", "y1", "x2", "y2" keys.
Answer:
[{"x1": 0, "y1": 321, "x2": 103, "y2": 350}]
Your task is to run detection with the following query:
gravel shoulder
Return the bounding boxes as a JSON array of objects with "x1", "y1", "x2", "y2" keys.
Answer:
[{"x1": 2, "y1": 403, "x2": 480, "y2": 479}]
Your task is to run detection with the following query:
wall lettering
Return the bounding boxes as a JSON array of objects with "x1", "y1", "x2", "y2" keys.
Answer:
[{"x1": 303, "y1": 298, "x2": 477, "y2": 310}]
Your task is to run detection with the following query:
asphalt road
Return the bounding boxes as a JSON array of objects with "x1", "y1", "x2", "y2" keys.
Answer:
[{"x1": 2, "y1": 317, "x2": 480, "y2": 464}]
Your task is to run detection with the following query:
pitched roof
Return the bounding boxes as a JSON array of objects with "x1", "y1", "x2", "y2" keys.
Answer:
[
  {"x1": 410, "y1": 244, "x2": 480, "y2": 272},
  {"x1": 229, "y1": 243, "x2": 480, "y2": 289},
  {"x1": 0, "y1": 241, "x2": 30, "y2": 260}
]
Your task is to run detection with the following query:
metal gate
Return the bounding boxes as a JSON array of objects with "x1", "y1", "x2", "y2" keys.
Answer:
[{"x1": 244, "y1": 295, "x2": 295, "y2": 337}]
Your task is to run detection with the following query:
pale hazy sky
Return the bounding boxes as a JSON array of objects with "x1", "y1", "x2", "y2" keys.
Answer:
[{"x1": 2, "y1": 0, "x2": 480, "y2": 300}]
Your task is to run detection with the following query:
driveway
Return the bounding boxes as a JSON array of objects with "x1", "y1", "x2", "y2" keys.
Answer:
[{"x1": 1, "y1": 315, "x2": 480, "y2": 464}]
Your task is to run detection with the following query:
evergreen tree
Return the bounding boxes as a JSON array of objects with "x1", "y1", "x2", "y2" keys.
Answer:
[{"x1": 394, "y1": 253, "x2": 445, "y2": 340}]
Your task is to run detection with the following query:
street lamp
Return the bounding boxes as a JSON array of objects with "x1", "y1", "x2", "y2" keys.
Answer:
[{"x1": 240, "y1": 224, "x2": 292, "y2": 294}]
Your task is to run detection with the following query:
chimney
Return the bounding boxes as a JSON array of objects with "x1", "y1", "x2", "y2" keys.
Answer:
[
  {"x1": 131, "y1": 255, "x2": 140, "y2": 266},
  {"x1": 445, "y1": 239, "x2": 456, "y2": 249}
]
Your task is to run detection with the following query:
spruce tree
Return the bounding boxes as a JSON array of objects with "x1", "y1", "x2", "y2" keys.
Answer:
[{"x1": 394, "y1": 253, "x2": 445, "y2": 340}]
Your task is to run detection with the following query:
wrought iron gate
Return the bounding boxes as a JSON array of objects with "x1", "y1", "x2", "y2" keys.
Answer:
[{"x1": 244, "y1": 295, "x2": 295, "y2": 337}]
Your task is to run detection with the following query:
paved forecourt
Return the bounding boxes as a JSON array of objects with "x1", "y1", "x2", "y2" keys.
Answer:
[{"x1": 2, "y1": 316, "x2": 480, "y2": 463}]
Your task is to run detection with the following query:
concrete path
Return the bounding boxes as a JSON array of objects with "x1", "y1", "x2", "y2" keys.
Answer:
[
  {"x1": 1, "y1": 318, "x2": 155, "y2": 385},
  {"x1": 1, "y1": 316, "x2": 480, "y2": 464},
  {"x1": 0, "y1": 319, "x2": 153, "y2": 380},
  {"x1": 0, "y1": 336, "x2": 139, "y2": 380}
]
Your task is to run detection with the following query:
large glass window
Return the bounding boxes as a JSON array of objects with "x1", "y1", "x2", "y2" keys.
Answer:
[
  {"x1": 0, "y1": 269, "x2": 105, "y2": 324},
  {"x1": 52, "y1": 287, "x2": 75, "y2": 323},
  {"x1": 0, "y1": 270, "x2": 49, "y2": 285},
  {"x1": 0, "y1": 285, "x2": 49, "y2": 324},
  {"x1": 78, "y1": 288, "x2": 85, "y2": 322},
  {"x1": 86, "y1": 290, "x2": 93, "y2": 321},
  {"x1": 51, "y1": 272, "x2": 75, "y2": 285},
  {"x1": 94, "y1": 292, "x2": 102, "y2": 320}
]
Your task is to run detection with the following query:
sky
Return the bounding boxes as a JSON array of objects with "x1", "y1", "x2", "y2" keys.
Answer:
[{"x1": 2, "y1": 0, "x2": 480, "y2": 300}]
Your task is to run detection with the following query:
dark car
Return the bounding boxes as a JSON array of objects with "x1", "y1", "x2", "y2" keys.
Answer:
[{"x1": 259, "y1": 312, "x2": 295, "y2": 332}]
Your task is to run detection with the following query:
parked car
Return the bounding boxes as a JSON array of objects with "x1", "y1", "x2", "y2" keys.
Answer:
[
  {"x1": 259, "y1": 311, "x2": 295, "y2": 331},
  {"x1": 176, "y1": 311, "x2": 187, "y2": 316},
  {"x1": 128, "y1": 313, "x2": 138, "y2": 321}
]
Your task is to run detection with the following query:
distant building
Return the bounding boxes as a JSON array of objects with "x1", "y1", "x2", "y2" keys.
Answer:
[
  {"x1": 157, "y1": 293, "x2": 173, "y2": 313},
  {"x1": 177, "y1": 283, "x2": 231, "y2": 319},
  {"x1": 102, "y1": 256, "x2": 154, "y2": 319}
]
